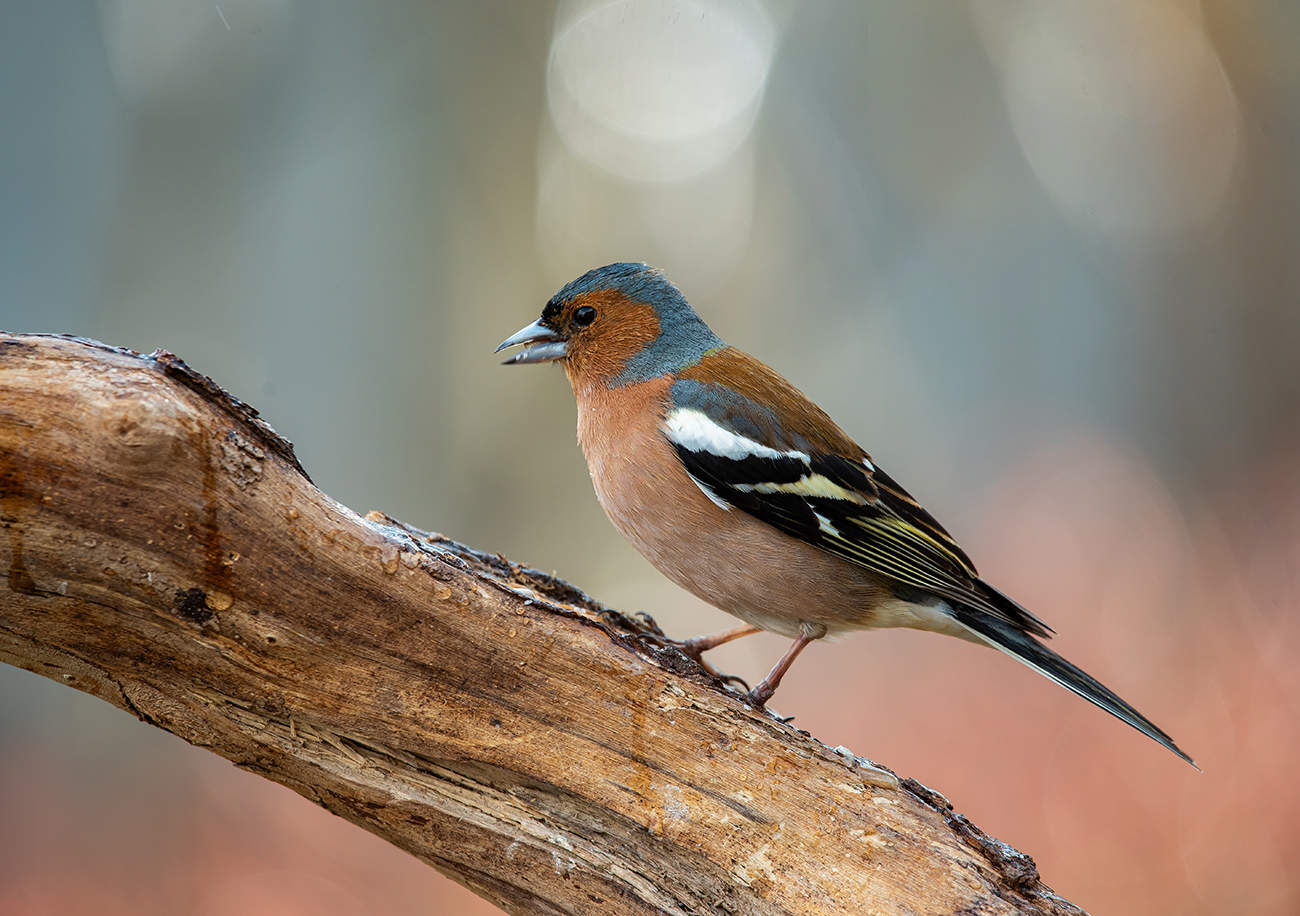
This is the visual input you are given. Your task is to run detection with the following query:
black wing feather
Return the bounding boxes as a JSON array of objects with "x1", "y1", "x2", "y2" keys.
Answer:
[{"x1": 672, "y1": 441, "x2": 1053, "y2": 638}]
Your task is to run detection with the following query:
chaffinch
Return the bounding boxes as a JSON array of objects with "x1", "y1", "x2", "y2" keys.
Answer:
[{"x1": 497, "y1": 262, "x2": 1194, "y2": 766}]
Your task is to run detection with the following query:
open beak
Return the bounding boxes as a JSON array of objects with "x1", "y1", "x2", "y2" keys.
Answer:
[{"x1": 495, "y1": 320, "x2": 568, "y2": 365}]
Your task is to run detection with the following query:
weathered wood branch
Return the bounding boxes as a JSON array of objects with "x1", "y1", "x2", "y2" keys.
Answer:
[{"x1": 0, "y1": 333, "x2": 1083, "y2": 915}]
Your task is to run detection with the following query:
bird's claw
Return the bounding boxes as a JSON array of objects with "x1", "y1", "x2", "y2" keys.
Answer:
[
  {"x1": 717, "y1": 672, "x2": 752, "y2": 692},
  {"x1": 637, "y1": 630, "x2": 750, "y2": 691},
  {"x1": 632, "y1": 611, "x2": 666, "y2": 638}
]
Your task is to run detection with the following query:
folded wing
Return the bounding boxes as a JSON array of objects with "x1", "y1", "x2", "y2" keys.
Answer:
[{"x1": 663, "y1": 377, "x2": 1051, "y2": 638}]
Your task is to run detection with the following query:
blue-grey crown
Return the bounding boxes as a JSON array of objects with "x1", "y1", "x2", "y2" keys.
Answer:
[{"x1": 551, "y1": 262, "x2": 725, "y2": 386}]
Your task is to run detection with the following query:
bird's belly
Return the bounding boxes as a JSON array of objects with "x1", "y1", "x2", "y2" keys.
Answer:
[
  {"x1": 584, "y1": 432, "x2": 892, "y2": 638},
  {"x1": 574, "y1": 382, "x2": 968, "y2": 641}
]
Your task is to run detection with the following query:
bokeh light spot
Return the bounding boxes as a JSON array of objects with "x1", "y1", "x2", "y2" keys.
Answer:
[
  {"x1": 984, "y1": 1, "x2": 1240, "y2": 239},
  {"x1": 546, "y1": 0, "x2": 774, "y2": 182}
]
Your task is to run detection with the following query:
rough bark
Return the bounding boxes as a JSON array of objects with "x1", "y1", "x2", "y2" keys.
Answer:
[{"x1": 0, "y1": 333, "x2": 1084, "y2": 915}]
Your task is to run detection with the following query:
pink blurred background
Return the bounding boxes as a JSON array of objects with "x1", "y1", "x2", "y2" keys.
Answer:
[{"x1": 3, "y1": 2, "x2": 1299, "y2": 914}]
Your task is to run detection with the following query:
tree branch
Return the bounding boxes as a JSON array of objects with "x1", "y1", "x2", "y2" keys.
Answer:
[{"x1": 0, "y1": 333, "x2": 1083, "y2": 915}]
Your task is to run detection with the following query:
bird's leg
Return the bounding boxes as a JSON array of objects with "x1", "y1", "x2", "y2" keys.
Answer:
[
  {"x1": 640, "y1": 623, "x2": 759, "y2": 690},
  {"x1": 678, "y1": 624, "x2": 760, "y2": 689},
  {"x1": 747, "y1": 624, "x2": 825, "y2": 708},
  {"x1": 679, "y1": 624, "x2": 761, "y2": 660}
]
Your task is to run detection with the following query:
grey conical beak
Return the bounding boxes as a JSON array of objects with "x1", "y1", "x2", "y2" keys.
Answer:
[{"x1": 495, "y1": 320, "x2": 568, "y2": 364}]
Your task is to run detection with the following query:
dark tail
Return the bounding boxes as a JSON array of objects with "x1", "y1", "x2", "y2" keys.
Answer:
[{"x1": 952, "y1": 606, "x2": 1197, "y2": 768}]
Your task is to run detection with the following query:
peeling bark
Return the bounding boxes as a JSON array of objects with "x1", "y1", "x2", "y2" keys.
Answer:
[{"x1": 0, "y1": 333, "x2": 1084, "y2": 915}]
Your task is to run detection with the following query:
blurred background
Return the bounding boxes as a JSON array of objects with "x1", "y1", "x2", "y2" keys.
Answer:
[{"x1": 2, "y1": 1, "x2": 1298, "y2": 913}]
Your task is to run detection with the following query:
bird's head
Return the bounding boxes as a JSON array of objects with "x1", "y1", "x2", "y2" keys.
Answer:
[{"x1": 496, "y1": 263, "x2": 724, "y2": 388}]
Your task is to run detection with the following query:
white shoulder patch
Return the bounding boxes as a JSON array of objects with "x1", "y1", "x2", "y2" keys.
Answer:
[{"x1": 662, "y1": 407, "x2": 808, "y2": 463}]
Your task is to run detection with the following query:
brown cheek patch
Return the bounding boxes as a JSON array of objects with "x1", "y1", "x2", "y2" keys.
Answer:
[
  {"x1": 677, "y1": 348, "x2": 865, "y2": 457},
  {"x1": 565, "y1": 294, "x2": 661, "y2": 384}
]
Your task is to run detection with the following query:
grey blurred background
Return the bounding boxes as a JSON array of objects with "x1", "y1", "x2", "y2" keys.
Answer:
[{"x1": 3, "y1": 2, "x2": 1298, "y2": 914}]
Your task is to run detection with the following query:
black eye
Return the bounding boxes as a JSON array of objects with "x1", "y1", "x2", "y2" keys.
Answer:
[{"x1": 573, "y1": 305, "x2": 597, "y2": 327}]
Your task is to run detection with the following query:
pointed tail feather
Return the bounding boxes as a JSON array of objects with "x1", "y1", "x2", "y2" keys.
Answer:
[{"x1": 952, "y1": 606, "x2": 1197, "y2": 768}]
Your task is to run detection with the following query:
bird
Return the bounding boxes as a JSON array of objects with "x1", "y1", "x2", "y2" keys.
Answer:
[{"x1": 496, "y1": 262, "x2": 1195, "y2": 766}]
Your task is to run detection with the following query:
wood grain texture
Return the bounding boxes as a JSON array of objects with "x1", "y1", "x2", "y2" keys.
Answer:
[{"x1": 0, "y1": 333, "x2": 1084, "y2": 915}]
